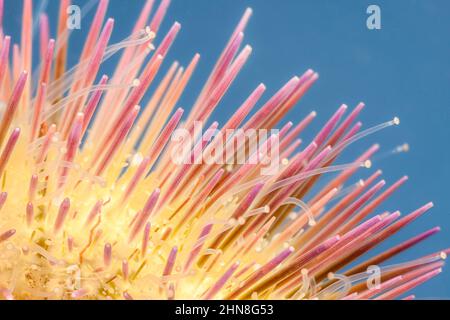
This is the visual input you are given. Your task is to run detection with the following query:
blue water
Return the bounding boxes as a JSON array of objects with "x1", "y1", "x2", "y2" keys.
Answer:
[{"x1": 3, "y1": 0, "x2": 450, "y2": 299}]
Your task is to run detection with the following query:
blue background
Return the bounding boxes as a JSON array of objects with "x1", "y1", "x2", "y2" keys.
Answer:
[{"x1": 3, "y1": 0, "x2": 450, "y2": 299}]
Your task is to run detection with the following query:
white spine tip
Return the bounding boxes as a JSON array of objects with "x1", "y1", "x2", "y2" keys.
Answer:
[
  {"x1": 402, "y1": 143, "x2": 410, "y2": 152},
  {"x1": 393, "y1": 117, "x2": 400, "y2": 125}
]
